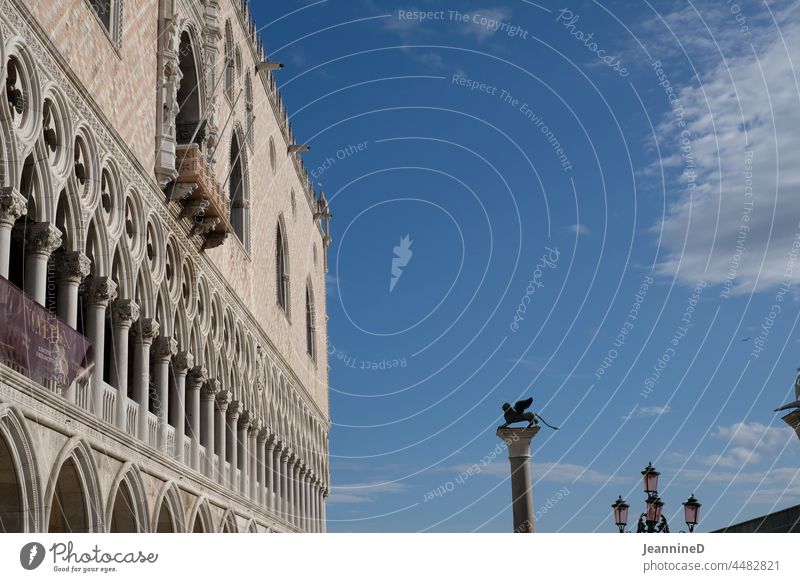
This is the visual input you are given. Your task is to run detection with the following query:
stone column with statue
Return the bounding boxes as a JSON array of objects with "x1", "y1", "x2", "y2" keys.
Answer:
[{"x1": 496, "y1": 397, "x2": 559, "y2": 533}]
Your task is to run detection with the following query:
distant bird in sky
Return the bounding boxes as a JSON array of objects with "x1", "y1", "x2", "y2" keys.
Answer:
[{"x1": 741, "y1": 337, "x2": 751, "y2": 342}]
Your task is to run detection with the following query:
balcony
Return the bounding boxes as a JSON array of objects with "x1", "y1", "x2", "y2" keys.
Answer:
[{"x1": 173, "y1": 144, "x2": 232, "y2": 249}]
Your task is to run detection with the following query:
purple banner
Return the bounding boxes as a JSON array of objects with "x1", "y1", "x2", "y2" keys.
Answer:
[{"x1": 0, "y1": 277, "x2": 93, "y2": 390}]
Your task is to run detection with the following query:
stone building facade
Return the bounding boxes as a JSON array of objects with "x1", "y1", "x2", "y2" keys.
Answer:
[{"x1": 0, "y1": 0, "x2": 331, "y2": 533}]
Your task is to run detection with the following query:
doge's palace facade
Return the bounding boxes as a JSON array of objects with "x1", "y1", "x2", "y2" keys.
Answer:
[{"x1": 0, "y1": 0, "x2": 331, "y2": 533}]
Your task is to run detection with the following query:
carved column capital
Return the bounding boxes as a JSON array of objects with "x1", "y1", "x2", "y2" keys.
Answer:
[
  {"x1": 55, "y1": 251, "x2": 91, "y2": 284},
  {"x1": 110, "y1": 299, "x2": 140, "y2": 327},
  {"x1": 0, "y1": 187, "x2": 26, "y2": 225},
  {"x1": 299, "y1": 463, "x2": 307, "y2": 476},
  {"x1": 258, "y1": 427, "x2": 273, "y2": 444},
  {"x1": 131, "y1": 318, "x2": 160, "y2": 345},
  {"x1": 25, "y1": 222, "x2": 62, "y2": 257},
  {"x1": 215, "y1": 388, "x2": 233, "y2": 411},
  {"x1": 280, "y1": 446, "x2": 290, "y2": 461},
  {"x1": 85, "y1": 276, "x2": 118, "y2": 307},
  {"x1": 239, "y1": 409, "x2": 255, "y2": 432},
  {"x1": 227, "y1": 399, "x2": 244, "y2": 421},
  {"x1": 202, "y1": 378, "x2": 222, "y2": 400},
  {"x1": 151, "y1": 336, "x2": 178, "y2": 363},
  {"x1": 173, "y1": 351, "x2": 194, "y2": 374},
  {"x1": 187, "y1": 365, "x2": 208, "y2": 390}
]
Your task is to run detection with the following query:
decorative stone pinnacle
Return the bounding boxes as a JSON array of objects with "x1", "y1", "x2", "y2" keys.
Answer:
[
  {"x1": 110, "y1": 299, "x2": 140, "y2": 326},
  {"x1": 86, "y1": 276, "x2": 118, "y2": 307},
  {"x1": 55, "y1": 251, "x2": 91, "y2": 284},
  {"x1": 25, "y1": 222, "x2": 62, "y2": 256}
]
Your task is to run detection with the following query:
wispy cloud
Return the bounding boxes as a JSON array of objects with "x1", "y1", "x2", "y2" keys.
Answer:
[
  {"x1": 698, "y1": 421, "x2": 794, "y2": 467},
  {"x1": 327, "y1": 481, "x2": 407, "y2": 504},
  {"x1": 451, "y1": 460, "x2": 623, "y2": 485},
  {"x1": 622, "y1": 405, "x2": 672, "y2": 421},
  {"x1": 567, "y1": 223, "x2": 591, "y2": 236},
  {"x1": 647, "y1": 5, "x2": 800, "y2": 294}
]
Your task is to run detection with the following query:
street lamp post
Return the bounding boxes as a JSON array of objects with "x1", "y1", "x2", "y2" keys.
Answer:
[{"x1": 611, "y1": 463, "x2": 700, "y2": 533}]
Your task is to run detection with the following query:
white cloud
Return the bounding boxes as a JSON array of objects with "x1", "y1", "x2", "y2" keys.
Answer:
[
  {"x1": 622, "y1": 405, "x2": 672, "y2": 421},
  {"x1": 650, "y1": 8, "x2": 800, "y2": 294},
  {"x1": 700, "y1": 421, "x2": 794, "y2": 467},
  {"x1": 327, "y1": 481, "x2": 407, "y2": 504},
  {"x1": 567, "y1": 223, "x2": 591, "y2": 236}
]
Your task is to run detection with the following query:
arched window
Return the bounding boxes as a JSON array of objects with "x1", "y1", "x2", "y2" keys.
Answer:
[
  {"x1": 224, "y1": 23, "x2": 235, "y2": 101},
  {"x1": 306, "y1": 283, "x2": 316, "y2": 360},
  {"x1": 244, "y1": 74, "x2": 254, "y2": 146},
  {"x1": 229, "y1": 131, "x2": 247, "y2": 246},
  {"x1": 276, "y1": 221, "x2": 288, "y2": 313},
  {"x1": 176, "y1": 31, "x2": 202, "y2": 146}
]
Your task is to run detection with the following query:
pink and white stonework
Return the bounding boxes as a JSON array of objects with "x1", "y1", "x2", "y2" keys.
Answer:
[{"x1": 0, "y1": 0, "x2": 330, "y2": 533}]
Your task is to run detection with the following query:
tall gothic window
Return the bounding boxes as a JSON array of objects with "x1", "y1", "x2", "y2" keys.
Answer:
[
  {"x1": 229, "y1": 132, "x2": 247, "y2": 245},
  {"x1": 224, "y1": 23, "x2": 235, "y2": 101},
  {"x1": 276, "y1": 221, "x2": 288, "y2": 313},
  {"x1": 306, "y1": 283, "x2": 316, "y2": 360}
]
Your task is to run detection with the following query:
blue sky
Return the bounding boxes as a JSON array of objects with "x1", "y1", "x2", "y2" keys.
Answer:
[{"x1": 253, "y1": 0, "x2": 800, "y2": 532}]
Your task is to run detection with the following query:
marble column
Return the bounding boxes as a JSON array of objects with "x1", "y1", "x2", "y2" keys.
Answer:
[
  {"x1": 257, "y1": 427, "x2": 269, "y2": 506},
  {"x1": 214, "y1": 389, "x2": 232, "y2": 483},
  {"x1": 186, "y1": 365, "x2": 206, "y2": 470},
  {"x1": 170, "y1": 352, "x2": 193, "y2": 464},
  {"x1": 0, "y1": 187, "x2": 26, "y2": 278},
  {"x1": 264, "y1": 435, "x2": 276, "y2": 511},
  {"x1": 201, "y1": 379, "x2": 221, "y2": 478},
  {"x1": 151, "y1": 337, "x2": 177, "y2": 454},
  {"x1": 311, "y1": 478, "x2": 319, "y2": 533},
  {"x1": 23, "y1": 222, "x2": 61, "y2": 306},
  {"x1": 321, "y1": 487, "x2": 328, "y2": 532},
  {"x1": 292, "y1": 457, "x2": 301, "y2": 528},
  {"x1": 54, "y1": 251, "x2": 90, "y2": 330},
  {"x1": 85, "y1": 277, "x2": 117, "y2": 417},
  {"x1": 110, "y1": 299, "x2": 139, "y2": 431},
  {"x1": 248, "y1": 417, "x2": 260, "y2": 501},
  {"x1": 226, "y1": 400, "x2": 243, "y2": 490},
  {"x1": 280, "y1": 449, "x2": 291, "y2": 522},
  {"x1": 497, "y1": 426, "x2": 540, "y2": 533},
  {"x1": 302, "y1": 468, "x2": 311, "y2": 532},
  {"x1": 274, "y1": 442, "x2": 285, "y2": 517},
  {"x1": 237, "y1": 410, "x2": 253, "y2": 497},
  {"x1": 132, "y1": 318, "x2": 159, "y2": 442}
]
